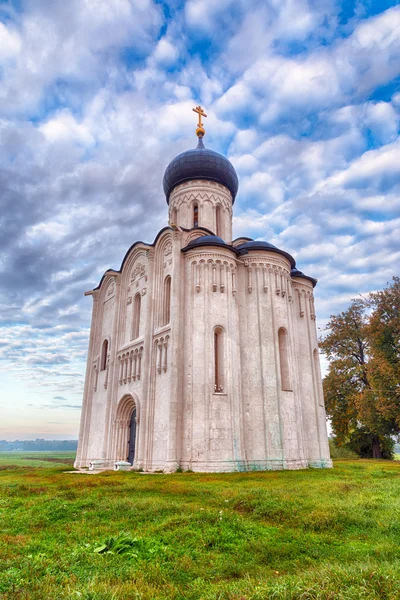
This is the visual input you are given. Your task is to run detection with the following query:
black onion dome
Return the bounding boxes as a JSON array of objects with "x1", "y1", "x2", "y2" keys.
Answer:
[
  {"x1": 237, "y1": 240, "x2": 296, "y2": 268},
  {"x1": 163, "y1": 137, "x2": 239, "y2": 204},
  {"x1": 291, "y1": 267, "x2": 317, "y2": 287},
  {"x1": 182, "y1": 235, "x2": 235, "y2": 253}
]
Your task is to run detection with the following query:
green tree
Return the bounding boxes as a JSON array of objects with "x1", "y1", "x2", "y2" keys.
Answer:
[
  {"x1": 321, "y1": 298, "x2": 395, "y2": 459},
  {"x1": 368, "y1": 277, "x2": 400, "y2": 428}
]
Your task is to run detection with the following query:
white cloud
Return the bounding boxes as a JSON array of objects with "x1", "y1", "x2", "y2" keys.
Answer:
[
  {"x1": 216, "y1": 6, "x2": 400, "y2": 123},
  {"x1": 153, "y1": 37, "x2": 179, "y2": 66},
  {"x1": 39, "y1": 110, "x2": 94, "y2": 145},
  {"x1": 0, "y1": 21, "x2": 21, "y2": 60},
  {"x1": 0, "y1": 0, "x2": 163, "y2": 114},
  {"x1": 184, "y1": 0, "x2": 237, "y2": 32},
  {"x1": 363, "y1": 101, "x2": 399, "y2": 144},
  {"x1": 325, "y1": 141, "x2": 400, "y2": 189}
]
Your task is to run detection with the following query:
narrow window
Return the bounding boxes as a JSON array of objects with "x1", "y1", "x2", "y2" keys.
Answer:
[
  {"x1": 313, "y1": 349, "x2": 323, "y2": 406},
  {"x1": 193, "y1": 204, "x2": 199, "y2": 228},
  {"x1": 171, "y1": 207, "x2": 177, "y2": 225},
  {"x1": 278, "y1": 328, "x2": 291, "y2": 391},
  {"x1": 214, "y1": 327, "x2": 224, "y2": 393},
  {"x1": 163, "y1": 276, "x2": 171, "y2": 325},
  {"x1": 216, "y1": 205, "x2": 222, "y2": 237},
  {"x1": 100, "y1": 339, "x2": 108, "y2": 371},
  {"x1": 132, "y1": 293, "x2": 141, "y2": 340}
]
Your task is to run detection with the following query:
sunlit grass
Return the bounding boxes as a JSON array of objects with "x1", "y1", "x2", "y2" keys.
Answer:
[{"x1": 1, "y1": 459, "x2": 400, "y2": 598}]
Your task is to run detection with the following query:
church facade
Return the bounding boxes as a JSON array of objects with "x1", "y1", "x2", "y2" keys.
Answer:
[{"x1": 74, "y1": 109, "x2": 332, "y2": 472}]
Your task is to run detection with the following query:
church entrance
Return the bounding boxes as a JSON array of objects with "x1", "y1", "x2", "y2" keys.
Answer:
[
  {"x1": 115, "y1": 394, "x2": 138, "y2": 466},
  {"x1": 128, "y1": 408, "x2": 137, "y2": 464}
]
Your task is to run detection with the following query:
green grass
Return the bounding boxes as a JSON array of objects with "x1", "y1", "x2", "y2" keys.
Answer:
[
  {"x1": 2, "y1": 460, "x2": 400, "y2": 599},
  {"x1": 0, "y1": 451, "x2": 76, "y2": 469}
]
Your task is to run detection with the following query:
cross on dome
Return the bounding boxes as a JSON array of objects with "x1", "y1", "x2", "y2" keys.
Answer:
[{"x1": 192, "y1": 105, "x2": 207, "y2": 137}]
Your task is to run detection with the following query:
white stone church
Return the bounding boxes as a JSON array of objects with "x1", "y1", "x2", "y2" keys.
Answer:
[{"x1": 75, "y1": 108, "x2": 332, "y2": 472}]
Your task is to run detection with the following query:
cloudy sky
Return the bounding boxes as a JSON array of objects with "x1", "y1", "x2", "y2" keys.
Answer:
[{"x1": 1, "y1": 0, "x2": 399, "y2": 440}]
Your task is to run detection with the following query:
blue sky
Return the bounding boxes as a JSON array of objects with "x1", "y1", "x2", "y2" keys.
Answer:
[{"x1": 0, "y1": 0, "x2": 399, "y2": 440}]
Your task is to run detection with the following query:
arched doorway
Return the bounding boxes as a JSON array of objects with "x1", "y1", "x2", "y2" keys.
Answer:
[
  {"x1": 114, "y1": 395, "x2": 139, "y2": 465},
  {"x1": 128, "y1": 408, "x2": 137, "y2": 464}
]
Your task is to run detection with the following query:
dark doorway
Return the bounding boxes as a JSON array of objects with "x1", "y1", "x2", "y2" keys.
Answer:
[{"x1": 128, "y1": 408, "x2": 137, "y2": 464}]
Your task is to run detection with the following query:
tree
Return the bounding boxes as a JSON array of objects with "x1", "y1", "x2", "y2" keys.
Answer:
[
  {"x1": 321, "y1": 297, "x2": 396, "y2": 459},
  {"x1": 368, "y1": 277, "x2": 400, "y2": 428}
]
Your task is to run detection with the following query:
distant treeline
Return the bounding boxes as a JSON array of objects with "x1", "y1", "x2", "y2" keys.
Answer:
[{"x1": 0, "y1": 439, "x2": 78, "y2": 452}]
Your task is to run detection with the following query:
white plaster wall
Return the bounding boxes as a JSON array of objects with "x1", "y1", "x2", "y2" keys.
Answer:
[
  {"x1": 169, "y1": 180, "x2": 233, "y2": 242},
  {"x1": 84, "y1": 276, "x2": 118, "y2": 462},
  {"x1": 236, "y1": 253, "x2": 306, "y2": 469},
  {"x1": 181, "y1": 247, "x2": 242, "y2": 470},
  {"x1": 290, "y1": 279, "x2": 331, "y2": 466},
  {"x1": 76, "y1": 180, "x2": 332, "y2": 472}
]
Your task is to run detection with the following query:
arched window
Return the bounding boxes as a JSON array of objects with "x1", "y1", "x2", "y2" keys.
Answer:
[
  {"x1": 278, "y1": 328, "x2": 291, "y2": 391},
  {"x1": 163, "y1": 276, "x2": 171, "y2": 326},
  {"x1": 313, "y1": 349, "x2": 323, "y2": 406},
  {"x1": 216, "y1": 205, "x2": 222, "y2": 237},
  {"x1": 214, "y1": 327, "x2": 224, "y2": 393},
  {"x1": 193, "y1": 204, "x2": 199, "y2": 228},
  {"x1": 100, "y1": 339, "x2": 108, "y2": 371},
  {"x1": 132, "y1": 293, "x2": 141, "y2": 340},
  {"x1": 171, "y1": 207, "x2": 177, "y2": 225}
]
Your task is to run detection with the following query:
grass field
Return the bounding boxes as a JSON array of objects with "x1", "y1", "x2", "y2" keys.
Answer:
[
  {"x1": 0, "y1": 452, "x2": 76, "y2": 469},
  {"x1": 2, "y1": 458, "x2": 400, "y2": 599}
]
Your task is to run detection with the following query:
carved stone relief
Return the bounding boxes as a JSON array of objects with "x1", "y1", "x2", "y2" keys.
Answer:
[
  {"x1": 131, "y1": 262, "x2": 146, "y2": 283},
  {"x1": 106, "y1": 279, "x2": 115, "y2": 298},
  {"x1": 164, "y1": 241, "x2": 173, "y2": 257}
]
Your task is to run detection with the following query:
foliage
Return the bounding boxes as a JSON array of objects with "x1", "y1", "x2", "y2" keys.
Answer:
[
  {"x1": 328, "y1": 438, "x2": 358, "y2": 459},
  {"x1": 368, "y1": 276, "x2": 400, "y2": 427},
  {"x1": 321, "y1": 278, "x2": 400, "y2": 459},
  {"x1": 0, "y1": 439, "x2": 78, "y2": 452},
  {"x1": 2, "y1": 461, "x2": 400, "y2": 599},
  {"x1": 94, "y1": 532, "x2": 166, "y2": 559},
  {"x1": 345, "y1": 427, "x2": 394, "y2": 459}
]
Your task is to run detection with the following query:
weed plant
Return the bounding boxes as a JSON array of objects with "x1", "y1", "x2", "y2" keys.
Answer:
[{"x1": 1, "y1": 459, "x2": 400, "y2": 599}]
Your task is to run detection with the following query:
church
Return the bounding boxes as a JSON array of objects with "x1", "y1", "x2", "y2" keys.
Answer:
[{"x1": 74, "y1": 107, "x2": 332, "y2": 472}]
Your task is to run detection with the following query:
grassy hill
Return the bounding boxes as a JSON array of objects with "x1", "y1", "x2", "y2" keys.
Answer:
[{"x1": 1, "y1": 458, "x2": 400, "y2": 599}]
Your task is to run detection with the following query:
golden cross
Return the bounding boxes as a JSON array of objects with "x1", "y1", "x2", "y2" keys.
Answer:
[{"x1": 192, "y1": 105, "x2": 207, "y2": 128}]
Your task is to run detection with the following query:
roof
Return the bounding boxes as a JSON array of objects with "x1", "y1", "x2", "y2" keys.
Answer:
[{"x1": 163, "y1": 137, "x2": 239, "y2": 203}]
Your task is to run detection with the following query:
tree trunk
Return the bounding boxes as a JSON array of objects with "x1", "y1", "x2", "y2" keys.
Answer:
[{"x1": 372, "y1": 437, "x2": 382, "y2": 459}]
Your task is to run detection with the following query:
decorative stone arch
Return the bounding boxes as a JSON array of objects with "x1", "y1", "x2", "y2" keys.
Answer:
[
  {"x1": 114, "y1": 394, "x2": 140, "y2": 463},
  {"x1": 99, "y1": 273, "x2": 118, "y2": 303},
  {"x1": 154, "y1": 230, "x2": 174, "y2": 260},
  {"x1": 121, "y1": 248, "x2": 148, "y2": 289}
]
